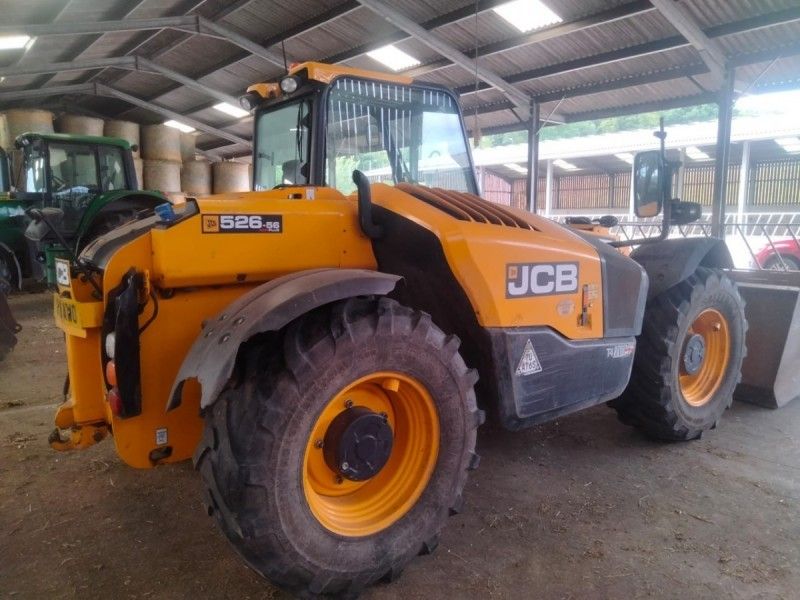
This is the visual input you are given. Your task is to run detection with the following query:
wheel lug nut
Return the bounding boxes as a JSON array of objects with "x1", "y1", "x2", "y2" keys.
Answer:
[
  {"x1": 341, "y1": 461, "x2": 349, "y2": 471},
  {"x1": 713, "y1": 322, "x2": 721, "y2": 331},
  {"x1": 314, "y1": 439, "x2": 323, "y2": 449},
  {"x1": 335, "y1": 475, "x2": 343, "y2": 484},
  {"x1": 344, "y1": 399, "x2": 353, "y2": 409}
]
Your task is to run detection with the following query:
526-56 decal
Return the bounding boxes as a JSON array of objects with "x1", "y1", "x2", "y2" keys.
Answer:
[{"x1": 202, "y1": 214, "x2": 282, "y2": 234}]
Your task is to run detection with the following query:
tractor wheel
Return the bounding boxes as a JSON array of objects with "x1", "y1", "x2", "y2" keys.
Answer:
[
  {"x1": 195, "y1": 297, "x2": 483, "y2": 597},
  {"x1": 0, "y1": 249, "x2": 17, "y2": 296},
  {"x1": 764, "y1": 254, "x2": 800, "y2": 271},
  {"x1": 612, "y1": 268, "x2": 746, "y2": 441}
]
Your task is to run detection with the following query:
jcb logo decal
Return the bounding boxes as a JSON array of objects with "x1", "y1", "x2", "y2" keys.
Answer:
[
  {"x1": 506, "y1": 263, "x2": 579, "y2": 298},
  {"x1": 203, "y1": 215, "x2": 220, "y2": 232}
]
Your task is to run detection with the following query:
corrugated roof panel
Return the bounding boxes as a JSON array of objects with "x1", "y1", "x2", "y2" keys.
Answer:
[
  {"x1": 682, "y1": 0, "x2": 800, "y2": 29},
  {"x1": 224, "y1": 0, "x2": 356, "y2": 38},
  {"x1": 0, "y1": 0, "x2": 798, "y2": 158}
]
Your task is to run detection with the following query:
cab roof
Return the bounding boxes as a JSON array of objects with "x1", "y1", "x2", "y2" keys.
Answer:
[
  {"x1": 246, "y1": 61, "x2": 414, "y2": 100},
  {"x1": 15, "y1": 132, "x2": 132, "y2": 151}
]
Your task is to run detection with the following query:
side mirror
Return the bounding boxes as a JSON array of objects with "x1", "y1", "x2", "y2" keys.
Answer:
[
  {"x1": 670, "y1": 201, "x2": 702, "y2": 226},
  {"x1": 24, "y1": 207, "x2": 65, "y2": 242},
  {"x1": 633, "y1": 151, "x2": 666, "y2": 218}
]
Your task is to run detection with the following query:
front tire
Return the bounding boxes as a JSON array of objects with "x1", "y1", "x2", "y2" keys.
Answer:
[
  {"x1": 612, "y1": 268, "x2": 747, "y2": 440},
  {"x1": 195, "y1": 297, "x2": 482, "y2": 597}
]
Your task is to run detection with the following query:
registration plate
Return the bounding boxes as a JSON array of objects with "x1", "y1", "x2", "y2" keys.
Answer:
[
  {"x1": 53, "y1": 295, "x2": 103, "y2": 337},
  {"x1": 54, "y1": 296, "x2": 79, "y2": 324}
]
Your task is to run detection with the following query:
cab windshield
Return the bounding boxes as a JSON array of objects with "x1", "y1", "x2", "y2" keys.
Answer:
[{"x1": 326, "y1": 78, "x2": 475, "y2": 195}]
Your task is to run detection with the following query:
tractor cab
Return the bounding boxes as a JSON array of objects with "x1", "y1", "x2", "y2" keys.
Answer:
[
  {"x1": 14, "y1": 133, "x2": 138, "y2": 237},
  {"x1": 0, "y1": 132, "x2": 167, "y2": 286}
]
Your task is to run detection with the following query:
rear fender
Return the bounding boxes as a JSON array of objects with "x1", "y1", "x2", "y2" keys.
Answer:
[
  {"x1": 631, "y1": 237, "x2": 733, "y2": 300},
  {"x1": 168, "y1": 268, "x2": 400, "y2": 411}
]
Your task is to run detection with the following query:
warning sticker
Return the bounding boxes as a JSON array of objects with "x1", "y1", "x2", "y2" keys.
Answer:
[
  {"x1": 606, "y1": 341, "x2": 636, "y2": 359},
  {"x1": 155, "y1": 428, "x2": 168, "y2": 446},
  {"x1": 515, "y1": 339, "x2": 543, "y2": 376}
]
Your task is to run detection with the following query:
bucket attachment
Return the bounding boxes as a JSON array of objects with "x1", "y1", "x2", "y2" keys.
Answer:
[{"x1": 729, "y1": 270, "x2": 800, "y2": 409}]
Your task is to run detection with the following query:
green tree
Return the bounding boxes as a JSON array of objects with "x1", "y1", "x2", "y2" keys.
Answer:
[{"x1": 478, "y1": 104, "x2": 724, "y2": 147}]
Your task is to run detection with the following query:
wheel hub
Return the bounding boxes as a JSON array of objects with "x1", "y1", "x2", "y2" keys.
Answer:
[
  {"x1": 323, "y1": 406, "x2": 393, "y2": 481},
  {"x1": 682, "y1": 333, "x2": 706, "y2": 375}
]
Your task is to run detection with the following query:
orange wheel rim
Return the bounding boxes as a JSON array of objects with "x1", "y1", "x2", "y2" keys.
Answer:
[
  {"x1": 679, "y1": 308, "x2": 730, "y2": 407},
  {"x1": 302, "y1": 371, "x2": 439, "y2": 537}
]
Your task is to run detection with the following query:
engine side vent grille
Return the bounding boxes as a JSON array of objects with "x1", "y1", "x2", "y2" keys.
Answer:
[{"x1": 397, "y1": 183, "x2": 535, "y2": 230}]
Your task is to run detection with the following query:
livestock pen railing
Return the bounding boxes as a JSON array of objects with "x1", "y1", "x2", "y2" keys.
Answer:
[{"x1": 554, "y1": 212, "x2": 800, "y2": 272}]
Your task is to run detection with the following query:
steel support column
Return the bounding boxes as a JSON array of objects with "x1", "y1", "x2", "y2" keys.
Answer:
[
  {"x1": 629, "y1": 160, "x2": 636, "y2": 217},
  {"x1": 526, "y1": 99, "x2": 540, "y2": 213},
  {"x1": 676, "y1": 147, "x2": 687, "y2": 199},
  {"x1": 711, "y1": 68, "x2": 735, "y2": 239},
  {"x1": 545, "y1": 159, "x2": 554, "y2": 216},
  {"x1": 737, "y1": 141, "x2": 751, "y2": 220}
]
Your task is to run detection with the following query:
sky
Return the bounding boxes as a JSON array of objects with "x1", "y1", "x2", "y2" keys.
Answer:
[{"x1": 736, "y1": 89, "x2": 800, "y2": 123}]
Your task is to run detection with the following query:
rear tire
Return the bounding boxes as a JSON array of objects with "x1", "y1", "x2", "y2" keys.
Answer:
[
  {"x1": 194, "y1": 297, "x2": 483, "y2": 597},
  {"x1": 0, "y1": 249, "x2": 18, "y2": 296},
  {"x1": 612, "y1": 268, "x2": 746, "y2": 441},
  {"x1": 764, "y1": 254, "x2": 800, "y2": 271}
]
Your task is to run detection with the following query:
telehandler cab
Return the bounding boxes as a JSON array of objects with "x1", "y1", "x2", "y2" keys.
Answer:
[{"x1": 51, "y1": 63, "x2": 746, "y2": 596}]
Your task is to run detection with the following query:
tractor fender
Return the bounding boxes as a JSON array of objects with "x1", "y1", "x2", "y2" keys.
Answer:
[
  {"x1": 76, "y1": 190, "x2": 167, "y2": 238},
  {"x1": 168, "y1": 268, "x2": 401, "y2": 411},
  {"x1": 631, "y1": 237, "x2": 733, "y2": 300}
]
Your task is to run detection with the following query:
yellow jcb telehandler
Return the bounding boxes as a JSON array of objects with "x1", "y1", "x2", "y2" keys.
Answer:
[{"x1": 49, "y1": 63, "x2": 746, "y2": 596}]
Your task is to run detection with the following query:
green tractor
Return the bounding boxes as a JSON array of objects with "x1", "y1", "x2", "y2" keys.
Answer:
[{"x1": 0, "y1": 132, "x2": 168, "y2": 360}]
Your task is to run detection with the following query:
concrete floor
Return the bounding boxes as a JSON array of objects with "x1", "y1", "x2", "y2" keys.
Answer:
[{"x1": 1, "y1": 292, "x2": 799, "y2": 599}]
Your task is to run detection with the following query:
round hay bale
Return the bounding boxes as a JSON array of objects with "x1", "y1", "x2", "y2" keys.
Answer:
[
  {"x1": 180, "y1": 132, "x2": 196, "y2": 161},
  {"x1": 104, "y1": 120, "x2": 140, "y2": 156},
  {"x1": 212, "y1": 161, "x2": 250, "y2": 194},
  {"x1": 143, "y1": 159, "x2": 181, "y2": 193},
  {"x1": 56, "y1": 114, "x2": 104, "y2": 136},
  {"x1": 9, "y1": 149, "x2": 24, "y2": 188},
  {"x1": 0, "y1": 114, "x2": 8, "y2": 154},
  {"x1": 166, "y1": 191, "x2": 187, "y2": 204},
  {"x1": 141, "y1": 124, "x2": 181, "y2": 161},
  {"x1": 1, "y1": 109, "x2": 54, "y2": 149},
  {"x1": 181, "y1": 159, "x2": 212, "y2": 195},
  {"x1": 133, "y1": 157, "x2": 144, "y2": 189}
]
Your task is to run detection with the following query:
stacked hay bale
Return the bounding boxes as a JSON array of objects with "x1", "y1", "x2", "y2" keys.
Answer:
[
  {"x1": 181, "y1": 158, "x2": 212, "y2": 196},
  {"x1": 56, "y1": 114, "x2": 105, "y2": 136},
  {"x1": 212, "y1": 160, "x2": 250, "y2": 193},
  {"x1": 0, "y1": 109, "x2": 54, "y2": 186},
  {"x1": 104, "y1": 119, "x2": 140, "y2": 152},
  {"x1": 140, "y1": 124, "x2": 182, "y2": 198},
  {"x1": 180, "y1": 132, "x2": 196, "y2": 162},
  {"x1": 104, "y1": 119, "x2": 142, "y2": 187}
]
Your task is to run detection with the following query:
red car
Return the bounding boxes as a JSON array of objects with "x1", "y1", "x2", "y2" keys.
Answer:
[{"x1": 755, "y1": 238, "x2": 800, "y2": 270}]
